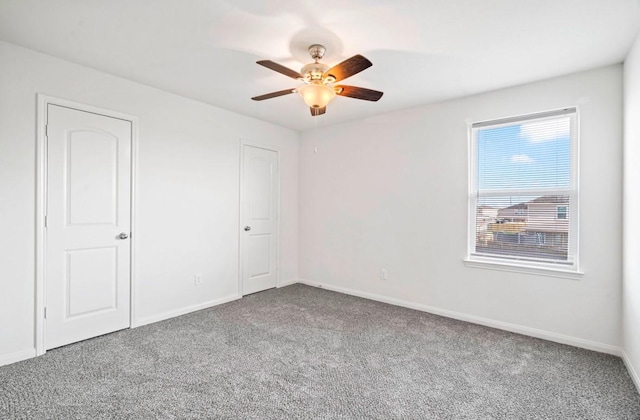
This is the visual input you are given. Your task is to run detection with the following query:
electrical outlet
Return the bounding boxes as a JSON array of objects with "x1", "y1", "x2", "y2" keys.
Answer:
[
  {"x1": 380, "y1": 268, "x2": 388, "y2": 280},
  {"x1": 194, "y1": 274, "x2": 202, "y2": 286}
]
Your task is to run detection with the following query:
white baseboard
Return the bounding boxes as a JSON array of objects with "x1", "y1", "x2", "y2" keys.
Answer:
[
  {"x1": 622, "y1": 351, "x2": 640, "y2": 393},
  {"x1": 297, "y1": 278, "x2": 622, "y2": 356},
  {"x1": 277, "y1": 278, "x2": 298, "y2": 288},
  {"x1": 133, "y1": 294, "x2": 241, "y2": 328},
  {"x1": 0, "y1": 348, "x2": 37, "y2": 367}
]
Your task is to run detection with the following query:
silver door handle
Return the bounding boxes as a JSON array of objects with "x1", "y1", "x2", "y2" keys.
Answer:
[
  {"x1": 244, "y1": 226, "x2": 251, "y2": 231},
  {"x1": 118, "y1": 232, "x2": 129, "y2": 240}
]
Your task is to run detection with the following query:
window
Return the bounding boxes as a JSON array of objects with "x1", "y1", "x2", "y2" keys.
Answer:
[{"x1": 468, "y1": 108, "x2": 578, "y2": 272}]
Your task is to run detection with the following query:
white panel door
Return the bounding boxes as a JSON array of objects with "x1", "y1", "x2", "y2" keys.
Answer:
[
  {"x1": 45, "y1": 104, "x2": 132, "y2": 350},
  {"x1": 241, "y1": 145, "x2": 279, "y2": 295}
]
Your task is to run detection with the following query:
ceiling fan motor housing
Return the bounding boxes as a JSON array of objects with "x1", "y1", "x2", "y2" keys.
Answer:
[{"x1": 301, "y1": 62, "x2": 329, "y2": 82}]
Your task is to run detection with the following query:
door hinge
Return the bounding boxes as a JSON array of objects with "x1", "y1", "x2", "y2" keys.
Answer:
[
  {"x1": 44, "y1": 307, "x2": 47, "y2": 319},
  {"x1": 44, "y1": 215, "x2": 47, "y2": 228},
  {"x1": 45, "y1": 124, "x2": 48, "y2": 137}
]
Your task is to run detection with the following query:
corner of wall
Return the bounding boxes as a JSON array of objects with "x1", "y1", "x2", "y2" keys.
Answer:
[{"x1": 623, "y1": 350, "x2": 640, "y2": 393}]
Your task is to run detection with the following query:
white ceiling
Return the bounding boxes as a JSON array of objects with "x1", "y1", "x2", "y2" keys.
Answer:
[{"x1": 1, "y1": 0, "x2": 639, "y2": 132}]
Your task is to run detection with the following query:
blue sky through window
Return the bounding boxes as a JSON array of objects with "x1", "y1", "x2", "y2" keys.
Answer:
[{"x1": 476, "y1": 117, "x2": 571, "y2": 209}]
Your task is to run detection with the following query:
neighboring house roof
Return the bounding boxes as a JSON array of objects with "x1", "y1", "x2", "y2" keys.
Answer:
[
  {"x1": 529, "y1": 195, "x2": 569, "y2": 204},
  {"x1": 504, "y1": 202, "x2": 528, "y2": 210},
  {"x1": 501, "y1": 195, "x2": 569, "y2": 210}
]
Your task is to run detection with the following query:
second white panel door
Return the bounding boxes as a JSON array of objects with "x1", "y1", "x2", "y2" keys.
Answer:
[{"x1": 241, "y1": 145, "x2": 279, "y2": 295}]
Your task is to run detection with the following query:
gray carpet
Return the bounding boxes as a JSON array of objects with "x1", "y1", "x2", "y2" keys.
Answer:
[{"x1": 1, "y1": 284, "x2": 639, "y2": 419}]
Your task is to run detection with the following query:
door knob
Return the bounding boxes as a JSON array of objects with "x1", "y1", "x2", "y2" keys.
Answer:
[
  {"x1": 244, "y1": 226, "x2": 251, "y2": 231},
  {"x1": 118, "y1": 232, "x2": 129, "y2": 240}
]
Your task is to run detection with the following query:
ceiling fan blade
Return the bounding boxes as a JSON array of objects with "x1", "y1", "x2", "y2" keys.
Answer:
[
  {"x1": 323, "y1": 55, "x2": 372, "y2": 82},
  {"x1": 310, "y1": 107, "x2": 326, "y2": 116},
  {"x1": 251, "y1": 89, "x2": 296, "y2": 101},
  {"x1": 257, "y1": 60, "x2": 303, "y2": 80},
  {"x1": 335, "y1": 85, "x2": 384, "y2": 101}
]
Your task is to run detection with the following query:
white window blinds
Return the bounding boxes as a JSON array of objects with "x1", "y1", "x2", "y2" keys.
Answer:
[{"x1": 469, "y1": 108, "x2": 578, "y2": 268}]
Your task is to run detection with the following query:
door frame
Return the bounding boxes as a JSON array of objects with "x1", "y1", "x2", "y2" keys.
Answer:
[
  {"x1": 238, "y1": 140, "x2": 281, "y2": 296},
  {"x1": 35, "y1": 94, "x2": 139, "y2": 356}
]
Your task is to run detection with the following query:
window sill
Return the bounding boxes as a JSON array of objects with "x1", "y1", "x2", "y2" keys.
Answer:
[{"x1": 463, "y1": 257, "x2": 584, "y2": 280}]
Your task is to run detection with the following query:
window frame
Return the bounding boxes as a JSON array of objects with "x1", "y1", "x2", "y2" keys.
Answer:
[{"x1": 466, "y1": 108, "x2": 581, "y2": 277}]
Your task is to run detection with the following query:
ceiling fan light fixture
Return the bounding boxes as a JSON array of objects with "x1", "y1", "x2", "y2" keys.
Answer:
[{"x1": 298, "y1": 83, "x2": 336, "y2": 109}]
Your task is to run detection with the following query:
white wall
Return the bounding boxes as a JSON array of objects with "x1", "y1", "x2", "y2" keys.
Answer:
[
  {"x1": 623, "y1": 33, "x2": 640, "y2": 388},
  {"x1": 299, "y1": 65, "x2": 623, "y2": 352},
  {"x1": 0, "y1": 41, "x2": 299, "y2": 365}
]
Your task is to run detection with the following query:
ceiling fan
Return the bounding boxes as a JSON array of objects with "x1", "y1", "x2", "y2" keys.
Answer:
[{"x1": 251, "y1": 44, "x2": 383, "y2": 116}]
